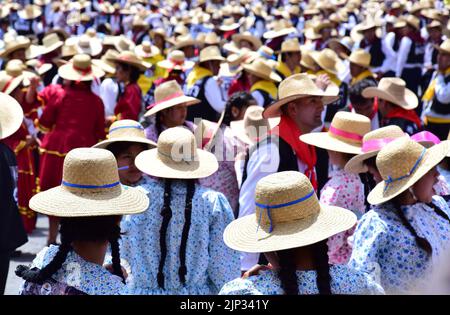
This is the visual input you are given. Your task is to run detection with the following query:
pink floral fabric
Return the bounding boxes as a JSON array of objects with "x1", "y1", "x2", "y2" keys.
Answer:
[{"x1": 319, "y1": 168, "x2": 365, "y2": 265}]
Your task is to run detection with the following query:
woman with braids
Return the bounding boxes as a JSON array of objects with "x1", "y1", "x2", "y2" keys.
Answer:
[
  {"x1": 15, "y1": 147, "x2": 149, "y2": 295},
  {"x1": 119, "y1": 127, "x2": 240, "y2": 294},
  {"x1": 219, "y1": 171, "x2": 384, "y2": 295},
  {"x1": 349, "y1": 137, "x2": 450, "y2": 294}
]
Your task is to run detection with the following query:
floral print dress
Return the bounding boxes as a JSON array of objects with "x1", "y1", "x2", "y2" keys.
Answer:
[{"x1": 349, "y1": 196, "x2": 450, "y2": 294}]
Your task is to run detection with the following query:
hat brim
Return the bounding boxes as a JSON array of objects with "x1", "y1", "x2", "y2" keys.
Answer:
[
  {"x1": 232, "y1": 34, "x2": 262, "y2": 50},
  {"x1": 108, "y1": 57, "x2": 151, "y2": 71},
  {"x1": 135, "y1": 148, "x2": 219, "y2": 179},
  {"x1": 223, "y1": 204, "x2": 356, "y2": 253},
  {"x1": 219, "y1": 63, "x2": 243, "y2": 77},
  {"x1": 77, "y1": 41, "x2": 103, "y2": 57},
  {"x1": 230, "y1": 118, "x2": 280, "y2": 145},
  {"x1": 135, "y1": 45, "x2": 161, "y2": 58},
  {"x1": 92, "y1": 137, "x2": 156, "y2": 150},
  {"x1": 157, "y1": 59, "x2": 195, "y2": 70},
  {"x1": 92, "y1": 59, "x2": 116, "y2": 74},
  {"x1": 0, "y1": 42, "x2": 32, "y2": 58},
  {"x1": 29, "y1": 184, "x2": 149, "y2": 217},
  {"x1": 144, "y1": 95, "x2": 200, "y2": 117},
  {"x1": 362, "y1": 87, "x2": 418, "y2": 110},
  {"x1": 367, "y1": 141, "x2": 450, "y2": 205},
  {"x1": 263, "y1": 27, "x2": 296, "y2": 39},
  {"x1": 40, "y1": 41, "x2": 64, "y2": 55},
  {"x1": 310, "y1": 51, "x2": 345, "y2": 75},
  {"x1": 299, "y1": 132, "x2": 362, "y2": 155},
  {"x1": 58, "y1": 63, "x2": 105, "y2": 81},
  {"x1": 0, "y1": 92, "x2": 24, "y2": 140},
  {"x1": 348, "y1": 56, "x2": 370, "y2": 68},
  {"x1": 243, "y1": 65, "x2": 282, "y2": 83}
]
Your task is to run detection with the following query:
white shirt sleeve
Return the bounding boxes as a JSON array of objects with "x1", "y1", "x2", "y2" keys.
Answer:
[
  {"x1": 435, "y1": 74, "x2": 450, "y2": 104},
  {"x1": 204, "y1": 77, "x2": 226, "y2": 113},
  {"x1": 100, "y1": 78, "x2": 119, "y2": 117},
  {"x1": 251, "y1": 90, "x2": 265, "y2": 107},
  {"x1": 396, "y1": 37, "x2": 412, "y2": 77}
]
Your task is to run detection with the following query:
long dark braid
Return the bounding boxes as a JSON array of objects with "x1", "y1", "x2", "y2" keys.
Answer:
[
  {"x1": 277, "y1": 249, "x2": 299, "y2": 295},
  {"x1": 178, "y1": 179, "x2": 196, "y2": 284},
  {"x1": 109, "y1": 225, "x2": 125, "y2": 284},
  {"x1": 427, "y1": 201, "x2": 450, "y2": 223},
  {"x1": 157, "y1": 179, "x2": 173, "y2": 289},
  {"x1": 312, "y1": 240, "x2": 332, "y2": 295},
  {"x1": 155, "y1": 112, "x2": 164, "y2": 137}
]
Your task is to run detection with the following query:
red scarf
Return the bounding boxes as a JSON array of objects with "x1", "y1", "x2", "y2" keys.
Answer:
[
  {"x1": 384, "y1": 106, "x2": 422, "y2": 128},
  {"x1": 270, "y1": 115, "x2": 318, "y2": 190}
]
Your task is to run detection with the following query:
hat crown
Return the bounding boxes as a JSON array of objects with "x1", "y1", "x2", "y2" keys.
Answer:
[
  {"x1": 248, "y1": 58, "x2": 272, "y2": 77},
  {"x1": 199, "y1": 45, "x2": 223, "y2": 62},
  {"x1": 61, "y1": 148, "x2": 121, "y2": 194},
  {"x1": 43, "y1": 33, "x2": 60, "y2": 47},
  {"x1": 117, "y1": 36, "x2": 134, "y2": 51},
  {"x1": 142, "y1": 41, "x2": 152, "y2": 52},
  {"x1": 79, "y1": 35, "x2": 91, "y2": 48},
  {"x1": 328, "y1": 112, "x2": 371, "y2": 145},
  {"x1": 376, "y1": 137, "x2": 425, "y2": 183},
  {"x1": 243, "y1": 106, "x2": 271, "y2": 139},
  {"x1": 278, "y1": 73, "x2": 322, "y2": 100},
  {"x1": 72, "y1": 54, "x2": 92, "y2": 70},
  {"x1": 362, "y1": 125, "x2": 405, "y2": 142},
  {"x1": 154, "y1": 80, "x2": 184, "y2": 103},
  {"x1": 379, "y1": 77, "x2": 407, "y2": 100},
  {"x1": 168, "y1": 50, "x2": 186, "y2": 63},
  {"x1": 281, "y1": 38, "x2": 301, "y2": 52},
  {"x1": 349, "y1": 49, "x2": 371, "y2": 67},
  {"x1": 440, "y1": 39, "x2": 450, "y2": 53},
  {"x1": 204, "y1": 32, "x2": 220, "y2": 44},
  {"x1": 107, "y1": 119, "x2": 146, "y2": 140},
  {"x1": 102, "y1": 49, "x2": 119, "y2": 62},
  {"x1": 315, "y1": 48, "x2": 341, "y2": 72},
  {"x1": 157, "y1": 127, "x2": 198, "y2": 163},
  {"x1": 5, "y1": 59, "x2": 25, "y2": 77},
  {"x1": 255, "y1": 171, "x2": 320, "y2": 229}
]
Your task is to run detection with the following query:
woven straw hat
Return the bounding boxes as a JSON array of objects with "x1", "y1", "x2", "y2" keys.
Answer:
[
  {"x1": 0, "y1": 36, "x2": 31, "y2": 59},
  {"x1": 66, "y1": 35, "x2": 103, "y2": 57},
  {"x1": 135, "y1": 127, "x2": 219, "y2": 179},
  {"x1": 243, "y1": 58, "x2": 281, "y2": 83},
  {"x1": 25, "y1": 59, "x2": 52, "y2": 76},
  {"x1": 435, "y1": 39, "x2": 450, "y2": 55},
  {"x1": 25, "y1": 44, "x2": 45, "y2": 60},
  {"x1": 107, "y1": 50, "x2": 151, "y2": 71},
  {"x1": 311, "y1": 48, "x2": 345, "y2": 75},
  {"x1": 232, "y1": 32, "x2": 262, "y2": 51},
  {"x1": 347, "y1": 49, "x2": 371, "y2": 68},
  {"x1": 114, "y1": 35, "x2": 136, "y2": 53},
  {"x1": 29, "y1": 148, "x2": 149, "y2": 217},
  {"x1": 0, "y1": 72, "x2": 25, "y2": 95},
  {"x1": 93, "y1": 119, "x2": 156, "y2": 149},
  {"x1": 199, "y1": 45, "x2": 225, "y2": 63},
  {"x1": 223, "y1": 171, "x2": 357, "y2": 253},
  {"x1": 4, "y1": 59, "x2": 37, "y2": 86},
  {"x1": 92, "y1": 49, "x2": 119, "y2": 75},
  {"x1": 300, "y1": 112, "x2": 371, "y2": 155},
  {"x1": 367, "y1": 137, "x2": 450, "y2": 205},
  {"x1": 144, "y1": 80, "x2": 200, "y2": 117},
  {"x1": 345, "y1": 125, "x2": 407, "y2": 174},
  {"x1": 135, "y1": 41, "x2": 161, "y2": 59},
  {"x1": 171, "y1": 34, "x2": 199, "y2": 50},
  {"x1": 219, "y1": 18, "x2": 241, "y2": 31},
  {"x1": 203, "y1": 32, "x2": 224, "y2": 46},
  {"x1": 157, "y1": 50, "x2": 194, "y2": 71},
  {"x1": 279, "y1": 38, "x2": 301, "y2": 53},
  {"x1": 426, "y1": 20, "x2": 442, "y2": 30},
  {"x1": 300, "y1": 48, "x2": 316, "y2": 70},
  {"x1": 362, "y1": 78, "x2": 418, "y2": 110},
  {"x1": 58, "y1": 54, "x2": 105, "y2": 81},
  {"x1": 263, "y1": 20, "x2": 297, "y2": 39},
  {"x1": 230, "y1": 106, "x2": 280, "y2": 145},
  {"x1": 18, "y1": 4, "x2": 42, "y2": 20},
  {"x1": 263, "y1": 73, "x2": 340, "y2": 119},
  {"x1": 40, "y1": 33, "x2": 64, "y2": 55},
  {"x1": 0, "y1": 92, "x2": 23, "y2": 140},
  {"x1": 219, "y1": 50, "x2": 253, "y2": 77}
]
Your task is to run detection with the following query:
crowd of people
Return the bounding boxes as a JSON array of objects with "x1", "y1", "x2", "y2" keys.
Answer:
[{"x1": 1, "y1": 0, "x2": 450, "y2": 295}]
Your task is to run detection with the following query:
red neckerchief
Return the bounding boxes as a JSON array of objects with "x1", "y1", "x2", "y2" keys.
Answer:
[
  {"x1": 270, "y1": 114, "x2": 318, "y2": 190},
  {"x1": 384, "y1": 106, "x2": 422, "y2": 128},
  {"x1": 348, "y1": 97, "x2": 379, "y2": 120}
]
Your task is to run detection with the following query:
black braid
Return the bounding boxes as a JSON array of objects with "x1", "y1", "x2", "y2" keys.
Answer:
[
  {"x1": 157, "y1": 179, "x2": 173, "y2": 289},
  {"x1": 109, "y1": 225, "x2": 125, "y2": 284},
  {"x1": 155, "y1": 112, "x2": 164, "y2": 137},
  {"x1": 277, "y1": 249, "x2": 299, "y2": 295},
  {"x1": 178, "y1": 179, "x2": 196, "y2": 284},
  {"x1": 392, "y1": 202, "x2": 432, "y2": 256},
  {"x1": 312, "y1": 240, "x2": 332, "y2": 295},
  {"x1": 427, "y1": 201, "x2": 450, "y2": 223}
]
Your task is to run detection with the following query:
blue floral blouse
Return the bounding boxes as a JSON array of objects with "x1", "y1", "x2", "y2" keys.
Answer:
[
  {"x1": 20, "y1": 245, "x2": 124, "y2": 295},
  {"x1": 349, "y1": 196, "x2": 450, "y2": 294},
  {"x1": 219, "y1": 265, "x2": 384, "y2": 295},
  {"x1": 119, "y1": 176, "x2": 241, "y2": 295}
]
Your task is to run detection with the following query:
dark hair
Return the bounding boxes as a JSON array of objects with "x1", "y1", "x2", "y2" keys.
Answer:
[
  {"x1": 16, "y1": 216, "x2": 124, "y2": 284},
  {"x1": 118, "y1": 63, "x2": 141, "y2": 84},
  {"x1": 277, "y1": 240, "x2": 331, "y2": 295},
  {"x1": 155, "y1": 112, "x2": 164, "y2": 136},
  {"x1": 106, "y1": 141, "x2": 148, "y2": 158},
  {"x1": 349, "y1": 79, "x2": 377, "y2": 106},
  {"x1": 157, "y1": 179, "x2": 196, "y2": 289},
  {"x1": 223, "y1": 92, "x2": 256, "y2": 126}
]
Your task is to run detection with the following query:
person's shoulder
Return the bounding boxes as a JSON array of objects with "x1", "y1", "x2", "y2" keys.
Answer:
[{"x1": 330, "y1": 265, "x2": 385, "y2": 295}]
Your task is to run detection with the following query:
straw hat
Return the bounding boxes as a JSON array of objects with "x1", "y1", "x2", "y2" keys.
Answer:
[
  {"x1": 203, "y1": 32, "x2": 224, "y2": 46},
  {"x1": 345, "y1": 125, "x2": 408, "y2": 174},
  {"x1": 69, "y1": 35, "x2": 103, "y2": 57},
  {"x1": 149, "y1": 28, "x2": 168, "y2": 41},
  {"x1": 157, "y1": 50, "x2": 195, "y2": 71},
  {"x1": 4, "y1": 59, "x2": 37, "y2": 85},
  {"x1": 367, "y1": 137, "x2": 450, "y2": 205},
  {"x1": 171, "y1": 34, "x2": 199, "y2": 50},
  {"x1": 362, "y1": 78, "x2": 418, "y2": 110},
  {"x1": 347, "y1": 49, "x2": 371, "y2": 68},
  {"x1": 223, "y1": 171, "x2": 357, "y2": 253},
  {"x1": 300, "y1": 112, "x2": 371, "y2": 155},
  {"x1": 230, "y1": 106, "x2": 280, "y2": 145},
  {"x1": 263, "y1": 74, "x2": 340, "y2": 119},
  {"x1": 135, "y1": 127, "x2": 219, "y2": 179},
  {"x1": 29, "y1": 148, "x2": 149, "y2": 217},
  {"x1": 25, "y1": 44, "x2": 45, "y2": 60},
  {"x1": 135, "y1": 41, "x2": 161, "y2": 59},
  {"x1": 114, "y1": 35, "x2": 136, "y2": 53},
  {"x1": 435, "y1": 39, "x2": 450, "y2": 55},
  {"x1": 243, "y1": 58, "x2": 281, "y2": 83},
  {"x1": 58, "y1": 54, "x2": 105, "y2": 82},
  {"x1": 219, "y1": 18, "x2": 241, "y2": 31},
  {"x1": 279, "y1": 38, "x2": 301, "y2": 54},
  {"x1": 93, "y1": 120, "x2": 156, "y2": 149},
  {"x1": 0, "y1": 36, "x2": 31, "y2": 59},
  {"x1": 426, "y1": 20, "x2": 442, "y2": 31},
  {"x1": 263, "y1": 20, "x2": 297, "y2": 39},
  {"x1": 40, "y1": 33, "x2": 64, "y2": 55},
  {"x1": 219, "y1": 50, "x2": 252, "y2": 77},
  {"x1": 25, "y1": 59, "x2": 52, "y2": 76},
  {"x1": 107, "y1": 50, "x2": 151, "y2": 71},
  {"x1": 232, "y1": 32, "x2": 262, "y2": 50},
  {"x1": 199, "y1": 45, "x2": 225, "y2": 63},
  {"x1": 144, "y1": 80, "x2": 200, "y2": 117},
  {"x1": 0, "y1": 72, "x2": 25, "y2": 95},
  {"x1": 300, "y1": 48, "x2": 317, "y2": 70},
  {"x1": 311, "y1": 49, "x2": 346, "y2": 75},
  {"x1": 327, "y1": 37, "x2": 354, "y2": 57},
  {"x1": 92, "y1": 49, "x2": 119, "y2": 75},
  {"x1": 18, "y1": 4, "x2": 42, "y2": 20},
  {"x1": 0, "y1": 92, "x2": 23, "y2": 140}
]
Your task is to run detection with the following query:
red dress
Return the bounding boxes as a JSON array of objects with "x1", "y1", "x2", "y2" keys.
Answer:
[
  {"x1": 38, "y1": 84, "x2": 106, "y2": 191},
  {"x1": 114, "y1": 83, "x2": 142, "y2": 121},
  {"x1": 1, "y1": 122, "x2": 38, "y2": 234}
]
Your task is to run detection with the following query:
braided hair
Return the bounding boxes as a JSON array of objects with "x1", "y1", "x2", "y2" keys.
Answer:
[
  {"x1": 155, "y1": 112, "x2": 164, "y2": 137},
  {"x1": 16, "y1": 216, "x2": 124, "y2": 284},
  {"x1": 312, "y1": 240, "x2": 332, "y2": 295},
  {"x1": 222, "y1": 92, "x2": 256, "y2": 126},
  {"x1": 157, "y1": 179, "x2": 173, "y2": 289},
  {"x1": 277, "y1": 249, "x2": 299, "y2": 295}
]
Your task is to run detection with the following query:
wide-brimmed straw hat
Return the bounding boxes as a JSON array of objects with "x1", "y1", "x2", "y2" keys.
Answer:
[
  {"x1": 300, "y1": 48, "x2": 316, "y2": 70},
  {"x1": 144, "y1": 80, "x2": 200, "y2": 117},
  {"x1": 230, "y1": 106, "x2": 280, "y2": 145},
  {"x1": 203, "y1": 32, "x2": 224, "y2": 46},
  {"x1": 40, "y1": 33, "x2": 64, "y2": 55},
  {"x1": 157, "y1": 50, "x2": 195, "y2": 71},
  {"x1": 223, "y1": 171, "x2": 357, "y2": 253},
  {"x1": 66, "y1": 35, "x2": 103, "y2": 57},
  {"x1": 93, "y1": 120, "x2": 156, "y2": 149},
  {"x1": 300, "y1": 112, "x2": 371, "y2": 155},
  {"x1": 278, "y1": 38, "x2": 302, "y2": 54},
  {"x1": 0, "y1": 92, "x2": 23, "y2": 140},
  {"x1": 58, "y1": 54, "x2": 105, "y2": 81},
  {"x1": 311, "y1": 48, "x2": 346, "y2": 75},
  {"x1": 435, "y1": 39, "x2": 450, "y2": 55},
  {"x1": 232, "y1": 32, "x2": 262, "y2": 50},
  {"x1": 135, "y1": 127, "x2": 219, "y2": 179},
  {"x1": 113, "y1": 35, "x2": 136, "y2": 53},
  {"x1": 243, "y1": 58, "x2": 281, "y2": 83},
  {"x1": 263, "y1": 73, "x2": 340, "y2": 119},
  {"x1": 171, "y1": 34, "x2": 200, "y2": 50},
  {"x1": 0, "y1": 36, "x2": 31, "y2": 59},
  {"x1": 367, "y1": 137, "x2": 450, "y2": 205},
  {"x1": 219, "y1": 50, "x2": 253, "y2": 77},
  {"x1": 199, "y1": 45, "x2": 225, "y2": 63},
  {"x1": 263, "y1": 20, "x2": 297, "y2": 39},
  {"x1": 92, "y1": 49, "x2": 119, "y2": 75},
  {"x1": 362, "y1": 77, "x2": 418, "y2": 110},
  {"x1": 219, "y1": 18, "x2": 241, "y2": 31},
  {"x1": 107, "y1": 50, "x2": 151, "y2": 71},
  {"x1": 347, "y1": 49, "x2": 371, "y2": 68},
  {"x1": 29, "y1": 148, "x2": 149, "y2": 217},
  {"x1": 0, "y1": 72, "x2": 26, "y2": 95},
  {"x1": 345, "y1": 125, "x2": 407, "y2": 174},
  {"x1": 18, "y1": 4, "x2": 42, "y2": 20},
  {"x1": 426, "y1": 20, "x2": 442, "y2": 30},
  {"x1": 25, "y1": 59, "x2": 52, "y2": 76},
  {"x1": 135, "y1": 41, "x2": 161, "y2": 59}
]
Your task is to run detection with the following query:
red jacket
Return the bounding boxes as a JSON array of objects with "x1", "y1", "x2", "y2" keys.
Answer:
[{"x1": 114, "y1": 83, "x2": 142, "y2": 121}]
